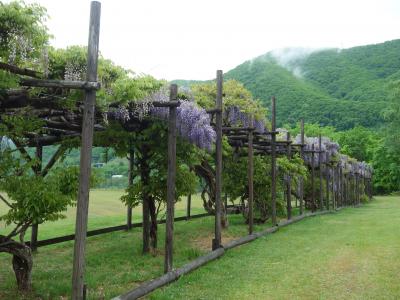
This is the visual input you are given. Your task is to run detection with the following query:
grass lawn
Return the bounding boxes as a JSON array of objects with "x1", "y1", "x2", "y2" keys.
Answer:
[
  {"x1": 1, "y1": 194, "x2": 398, "y2": 299},
  {"x1": 152, "y1": 195, "x2": 400, "y2": 299},
  {"x1": 0, "y1": 190, "x2": 277, "y2": 299},
  {"x1": 0, "y1": 189, "x2": 207, "y2": 240}
]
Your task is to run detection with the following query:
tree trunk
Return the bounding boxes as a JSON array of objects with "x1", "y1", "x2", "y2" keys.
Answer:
[
  {"x1": 149, "y1": 197, "x2": 158, "y2": 251},
  {"x1": 0, "y1": 238, "x2": 33, "y2": 292},
  {"x1": 13, "y1": 250, "x2": 33, "y2": 292},
  {"x1": 139, "y1": 147, "x2": 151, "y2": 254},
  {"x1": 195, "y1": 160, "x2": 228, "y2": 228}
]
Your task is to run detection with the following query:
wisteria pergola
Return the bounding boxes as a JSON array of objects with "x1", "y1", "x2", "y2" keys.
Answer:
[{"x1": 0, "y1": 2, "x2": 373, "y2": 299}]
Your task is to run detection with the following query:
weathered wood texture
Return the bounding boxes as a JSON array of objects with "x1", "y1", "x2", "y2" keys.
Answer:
[
  {"x1": 248, "y1": 118, "x2": 254, "y2": 234},
  {"x1": 213, "y1": 70, "x2": 223, "y2": 250},
  {"x1": 71, "y1": 2, "x2": 101, "y2": 299},
  {"x1": 318, "y1": 135, "x2": 324, "y2": 210},
  {"x1": 299, "y1": 119, "x2": 305, "y2": 215},
  {"x1": 113, "y1": 248, "x2": 224, "y2": 300},
  {"x1": 164, "y1": 84, "x2": 177, "y2": 273},
  {"x1": 271, "y1": 96, "x2": 277, "y2": 225},
  {"x1": 127, "y1": 144, "x2": 134, "y2": 230},
  {"x1": 26, "y1": 212, "x2": 211, "y2": 248},
  {"x1": 186, "y1": 194, "x2": 191, "y2": 220},
  {"x1": 286, "y1": 132, "x2": 292, "y2": 219},
  {"x1": 311, "y1": 144, "x2": 316, "y2": 211},
  {"x1": 20, "y1": 79, "x2": 100, "y2": 90}
]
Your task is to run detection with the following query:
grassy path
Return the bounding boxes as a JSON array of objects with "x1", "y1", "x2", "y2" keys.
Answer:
[{"x1": 151, "y1": 196, "x2": 400, "y2": 299}]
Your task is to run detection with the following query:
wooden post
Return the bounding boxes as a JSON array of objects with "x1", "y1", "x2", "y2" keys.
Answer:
[
  {"x1": 340, "y1": 166, "x2": 344, "y2": 207},
  {"x1": 311, "y1": 144, "x2": 316, "y2": 212},
  {"x1": 248, "y1": 118, "x2": 254, "y2": 234},
  {"x1": 164, "y1": 84, "x2": 178, "y2": 273},
  {"x1": 30, "y1": 145, "x2": 42, "y2": 252},
  {"x1": 213, "y1": 70, "x2": 223, "y2": 250},
  {"x1": 318, "y1": 135, "x2": 323, "y2": 210},
  {"x1": 286, "y1": 132, "x2": 292, "y2": 219},
  {"x1": 331, "y1": 166, "x2": 334, "y2": 209},
  {"x1": 141, "y1": 149, "x2": 150, "y2": 254},
  {"x1": 350, "y1": 173, "x2": 354, "y2": 206},
  {"x1": 325, "y1": 153, "x2": 330, "y2": 210},
  {"x1": 343, "y1": 164, "x2": 347, "y2": 206},
  {"x1": 271, "y1": 96, "x2": 277, "y2": 225},
  {"x1": 186, "y1": 194, "x2": 191, "y2": 220},
  {"x1": 355, "y1": 166, "x2": 359, "y2": 206},
  {"x1": 337, "y1": 165, "x2": 341, "y2": 207},
  {"x1": 299, "y1": 119, "x2": 305, "y2": 215},
  {"x1": 71, "y1": 2, "x2": 101, "y2": 299},
  {"x1": 127, "y1": 143, "x2": 134, "y2": 230}
]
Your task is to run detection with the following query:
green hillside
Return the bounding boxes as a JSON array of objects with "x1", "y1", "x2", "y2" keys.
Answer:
[{"x1": 176, "y1": 39, "x2": 400, "y2": 130}]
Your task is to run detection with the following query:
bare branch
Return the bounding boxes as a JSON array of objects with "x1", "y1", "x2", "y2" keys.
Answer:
[
  {"x1": 0, "y1": 61, "x2": 42, "y2": 78},
  {"x1": 0, "y1": 194, "x2": 12, "y2": 208},
  {"x1": 41, "y1": 145, "x2": 66, "y2": 177}
]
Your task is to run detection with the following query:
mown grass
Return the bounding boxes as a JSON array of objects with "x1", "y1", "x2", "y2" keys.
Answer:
[
  {"x1": 0, "y1": 189, "x2": 206, "y2": 239},
  {"x1": 151, "y1": 196, "x2": 400, "y2": 299},
  {"x1": 0, "y1": 190, "x2": 277, "y2": 299},
  {"x1": 2, "y1": 193, "x2": 397, "y2": 299}
]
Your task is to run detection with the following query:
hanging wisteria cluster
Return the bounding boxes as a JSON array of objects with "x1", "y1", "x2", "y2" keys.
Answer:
[
  {"x1": 64, "y1": 61, "x2": 86, "y2": 81},
  {"x1": 341, "y1": 158, "x2": 373, "y2": 177},
  {"x1": 292, "y1": 135, "x2": 373, "y2": 178},
  {"x1": 225, "y1": 106, "x2": 266, "y2": 133},
  {"x1": 108, "y1": 87, "x2": 216, "y2": 151},
  {"x1": 152, "y1": 100, "x2": 216, "y2": 151},
  {"x1": 294, "y1": 135, "x2": 340, "y2": 167}
]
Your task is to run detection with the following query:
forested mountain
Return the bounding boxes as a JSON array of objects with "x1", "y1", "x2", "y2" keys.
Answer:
[{"x1": 176, "y1": 39, "x2": 400, "y2": 130}]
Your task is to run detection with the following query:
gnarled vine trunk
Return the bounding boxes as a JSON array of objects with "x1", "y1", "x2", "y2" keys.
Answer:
[
  {"x1": 0, "y1": 237, "x2": 33, "y2": 292},
  {"x1": 140, "y1": 147, "x2": 151, "y2": 254},
  {"x1": 194, "y1": 160, "x2": 228, "y2": 227},
  {"x1": 148, "y1": 197, "x2": 158, "y2": 251}
]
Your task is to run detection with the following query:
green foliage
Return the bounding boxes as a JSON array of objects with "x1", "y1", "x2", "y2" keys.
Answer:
[
  {"x1": 191, "y1": 79, "x2": 268, "y2": 123},
  {"x1": 289, "y1": 122, "x2": 338, "y2": 141},
  {"x1": 120, "y1": 122, "x2": 199, "y2": 214},
  {"x1": 222, "y1": 40, "x2": 400, "y2": 130},
  {"x1": 0, "y1": 1, "x2": 49, "y2": 66},
  {"x1": 277, "y1": 154, "x2": 308, "y2": 183},
  {"x1": 46, "y1": 46, "x2": 163, "y2": 108},
  {"x1": 337, "y1": 126, "x2": 378, "y2": 162},
  {"x1": 0, "y1": 150, "x2": 80, "y2": 237}
]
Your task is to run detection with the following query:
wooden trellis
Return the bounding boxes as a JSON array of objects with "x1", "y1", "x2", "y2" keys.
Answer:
[{"x1": 0, "y1": 3, "x2": 374, "y2": 299}]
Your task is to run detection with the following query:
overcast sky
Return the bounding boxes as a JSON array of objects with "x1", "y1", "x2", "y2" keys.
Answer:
[{"x1": 23, "y1": 0, "x2": 400, "y2": 81}]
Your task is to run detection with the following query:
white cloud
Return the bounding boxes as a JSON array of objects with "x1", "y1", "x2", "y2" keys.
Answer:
[{"x1": 19, "y1": 0, "x2": 400, "y2": 80}]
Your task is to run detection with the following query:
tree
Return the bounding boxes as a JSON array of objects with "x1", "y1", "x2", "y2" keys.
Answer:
[{"x1": 0, "y1": 149, "x2": 79, "y2": 291}]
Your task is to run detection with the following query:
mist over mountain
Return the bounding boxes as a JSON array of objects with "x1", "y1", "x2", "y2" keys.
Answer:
[{"x1": 175, "y1": 39, "x2": 400, "y2": 130}]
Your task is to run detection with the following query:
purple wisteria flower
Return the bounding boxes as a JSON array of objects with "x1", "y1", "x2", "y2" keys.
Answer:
[{"x1": 225, "y1": 106, "x2": 266, "y2": 133}]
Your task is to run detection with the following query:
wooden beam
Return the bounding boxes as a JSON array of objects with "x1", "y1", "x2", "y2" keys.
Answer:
[
  {"x1": 311, "y1": 144, "x2": 316, "y2": 212},
  {"x1": 0, "y1": 61, "x2": 41, "y2": 78},
  {"x1": 20, "y1": 79, "x2": 100, "y2": 90},
  {"x1": 113, "y1": 248, "x2": 225, "y2": 300},
  {"x1": 247, "y1": 117, "x2": 254, "y2": 234},
  {"x1": 71, "y1": 2, "x2": 101, "y2": 299},
  {"x1": 286, "y1": 132, "x2": 292, "y2": 220},
  {"x1": 299, "y1": 119, "x2": 305, "y2": 215},
  {"x1": 318, "y1": 135, "x2": 323, "y2": 210},
  {"x1": 127, "y1": 142, "x2": 134, "y2": 230},
  {"x1": 186, "y1": 194, "x2": 191, "y2": 220},
  {"x1": 271, "y1": 96, "x2": 277, "y2": 225},
  {"x1": 326, "y1": 154, "x2": 330, "y2": 210},
  {"x1": 213, "y1": 70, "x2": 223, "y2": 250},
  {"x1": 164, "y1": 84, "x2": 178, "y2": 273},
  {"x1": 152, "y1": 100, "x2": 180, "y2": 107}
]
